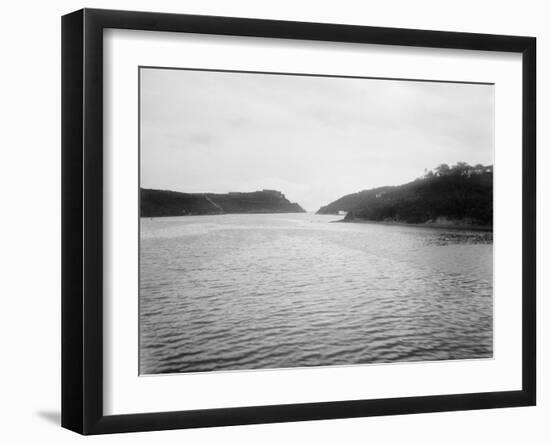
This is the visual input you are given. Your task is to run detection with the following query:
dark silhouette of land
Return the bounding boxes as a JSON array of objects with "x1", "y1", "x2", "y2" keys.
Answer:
[
  {"x1": 317, "y1": 163, "x2": 493, "y2": 229},
  {"x1": 140, "y1": 188, "x2": 305, "y2": 217}
]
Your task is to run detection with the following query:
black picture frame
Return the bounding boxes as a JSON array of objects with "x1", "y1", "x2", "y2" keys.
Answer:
[{"x1": 62, "y1": 8, "x2": 536, "y2": 435}]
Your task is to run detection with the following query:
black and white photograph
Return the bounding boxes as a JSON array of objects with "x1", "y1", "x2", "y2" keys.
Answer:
[
  {"x1": 139, "y1": 67, "x2": 494, "y2": 375},
  {"x1": 51, "y1": 3, "x2": 541, "y2": 438}
]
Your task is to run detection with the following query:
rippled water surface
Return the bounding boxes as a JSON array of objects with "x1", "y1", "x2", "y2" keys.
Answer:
[{"x1": 139, "y1": 213, "x2": 493, "y2": 374}]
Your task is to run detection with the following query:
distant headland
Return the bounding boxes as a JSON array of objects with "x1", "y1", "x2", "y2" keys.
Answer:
[
  {"x1": 317, "y1": 163, "x2": 493, "y2": 230},
  {"x1": 140, "y1": 188, "x2": 306, "y2": 217}
]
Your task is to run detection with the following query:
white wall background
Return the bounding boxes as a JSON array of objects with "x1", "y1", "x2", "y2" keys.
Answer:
[{"x1": 0, "y1": 1, "x2": 546, "y2": 441}]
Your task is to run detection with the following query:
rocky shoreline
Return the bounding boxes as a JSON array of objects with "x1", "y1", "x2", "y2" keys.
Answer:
[{"x1": 334, "y1": 217, "x2": 493, "y2": 232}]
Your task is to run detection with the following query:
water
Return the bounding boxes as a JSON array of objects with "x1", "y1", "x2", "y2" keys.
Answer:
[{"x1": 139, "y1": 213, "x2": 493, "y2": 375}]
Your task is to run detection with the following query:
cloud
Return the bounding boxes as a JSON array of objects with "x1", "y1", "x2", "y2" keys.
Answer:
[{"x1": 140, "y1": 68, "x2": 494, "y2": 212}]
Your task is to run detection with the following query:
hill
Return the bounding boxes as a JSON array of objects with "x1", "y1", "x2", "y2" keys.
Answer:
[
  {"x1": 317, "y1": 163, "x2": 493, "y2": 227},
  {"x1": 317, "y1": 186, "x2": 396, "y2": 215},
  {"x1": 140, "y1": 188, "x2": 305, "y2": 217}
]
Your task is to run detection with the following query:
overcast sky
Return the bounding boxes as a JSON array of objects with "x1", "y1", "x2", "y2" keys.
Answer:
[{"x1": 140, "y1": 68, "x2": 494, "y2": 212}]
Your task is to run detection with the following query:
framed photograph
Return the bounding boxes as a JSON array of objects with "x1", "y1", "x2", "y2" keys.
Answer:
[{"x1": 61, "y1": 8, "x2": 536, "y2": 435}]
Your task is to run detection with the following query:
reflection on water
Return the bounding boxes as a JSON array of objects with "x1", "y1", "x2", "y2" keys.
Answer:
[{"x1": 139, "y1": 213, "x2": 493, "y2": 374}]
